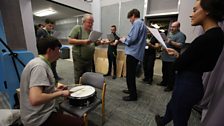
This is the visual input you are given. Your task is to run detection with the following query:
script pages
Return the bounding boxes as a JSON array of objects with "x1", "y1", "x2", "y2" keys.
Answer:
[
  {"x1": 147, "y1": 27, "x2": 167, "y2": 49},
  {"x1": 88, "y1": 30, "x2": 102, "y2": 42}
]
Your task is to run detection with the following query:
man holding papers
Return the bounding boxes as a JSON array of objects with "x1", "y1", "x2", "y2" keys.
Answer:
[
  {"x1": 68, "y1": 14, "x2": 101, "y2": 83},
  {"x1": 159, "y1": 21, "x2": 186, "y2": 92},
  {"x1": 104, "y1": 25, "x2": 120, "y2": 79},
  {"x1": 120, "y1": 9, "x2": 147, "y2": 101}
]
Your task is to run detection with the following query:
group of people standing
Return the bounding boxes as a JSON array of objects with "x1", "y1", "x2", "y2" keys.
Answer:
[{"x1": 18, "y1": 0, "x2": 224, "y2": 125}]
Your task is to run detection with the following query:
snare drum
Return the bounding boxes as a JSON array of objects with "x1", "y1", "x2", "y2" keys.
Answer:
[{"x1": 68, "y1": 85, "x2": 96, "y2": 106}]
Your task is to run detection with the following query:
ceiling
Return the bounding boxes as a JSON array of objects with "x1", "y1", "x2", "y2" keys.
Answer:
[{"x1": 31, "y1": 0, "x2": 88, "y2": 22}]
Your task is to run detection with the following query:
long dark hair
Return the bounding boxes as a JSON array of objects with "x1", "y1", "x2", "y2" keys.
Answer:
[{"x1": 200, "y1": 0, "x2": 224, "y2": 22}]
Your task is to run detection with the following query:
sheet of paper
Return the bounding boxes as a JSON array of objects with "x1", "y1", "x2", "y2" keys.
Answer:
[
  {"x1": 88, "y1": 30, "x2": 102, "y2": 42},
  {"x1": 52, "y1": 31, "x2": 61, "y2": 37},
  {"x1": 147, "y1": 27, "x2": 167, "y2": 49},
  {"x1": 107, "y1": 34, "x2": 115, "y2": 41}
]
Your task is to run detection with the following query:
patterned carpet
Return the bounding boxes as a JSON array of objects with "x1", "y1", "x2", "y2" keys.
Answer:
[
  {"x1": 57, "y1": 59, "x2": 201, "y2": 126},
  {"x1": 0, "y1": 59, "x2": 201, "y2": 126}
]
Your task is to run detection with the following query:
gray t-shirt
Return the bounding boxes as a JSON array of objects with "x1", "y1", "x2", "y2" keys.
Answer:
[{"x1": 20, "y1": 57, "x2": 56, "y2": 126}]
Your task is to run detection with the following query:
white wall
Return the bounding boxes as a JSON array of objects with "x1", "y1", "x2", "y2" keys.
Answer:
[
  {"x1": 101, "y1": 0, "x2": 133, "y2": 7},
  {"x1": 100, "y1": 0, "x2": 145, "y2": 38},
  {"x1": 178, "y1": 0, "x2": 202, "y2": 43},
  {"x1": 19, "y1": 0, "x2": 37, "y2": 55},
  {"x1": 91, "y1": 0, "x2": 101, "y2": 31}
]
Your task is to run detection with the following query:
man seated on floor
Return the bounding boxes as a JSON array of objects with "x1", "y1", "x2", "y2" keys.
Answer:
[{"x1": 19, "y1": 36, "x2": 83, "y2": 126}]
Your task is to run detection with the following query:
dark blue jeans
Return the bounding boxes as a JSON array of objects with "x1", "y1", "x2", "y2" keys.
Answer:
[{"x1": 162, "y1": 71, "x2": 204, "y2": 126}]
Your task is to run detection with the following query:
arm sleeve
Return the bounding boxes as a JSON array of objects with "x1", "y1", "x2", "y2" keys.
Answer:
[
  {"x1": 68, "y1": 25, "x2": 80, "y2": 39},
  {"x1": 124, "y1": 22, "x2": 141, "y2": 46},
  {"x1": 30, "y1": 65, "x2": 51, "y2": 88},
  {"x1": 177, "y1": 33, "x2": 186, "y2": 48}
]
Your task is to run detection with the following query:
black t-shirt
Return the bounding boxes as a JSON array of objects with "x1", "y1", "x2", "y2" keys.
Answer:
[
  {"x1": 108, "y1": 33, "x2": 120, "y2": 55},
  {"x1": 175, "y1": 27, "x2": 224, "y2": 73},
  {"x1": 145, "y1": 36, "x2": 158, "y2": 55},
  {"x1": 36, "y1": 28, "x2": 50, "y2": 42}
]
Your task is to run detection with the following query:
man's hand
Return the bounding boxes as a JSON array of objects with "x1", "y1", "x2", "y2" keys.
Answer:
[
  {"x1": 119, "y1": 37, "x2": 126, "y2": 43},
  {"x1": 56, "y1": 83, "x2": 67, "y2": 91},
  {"x1": 166, "y1": 48, "x2": 179, "y2": 58},
  {"x1": 84, "y1": 39, "x2": 92, "y2": 45},
  {"x1": 61, "y1": 90, "x2": 70, "y2": 97}
]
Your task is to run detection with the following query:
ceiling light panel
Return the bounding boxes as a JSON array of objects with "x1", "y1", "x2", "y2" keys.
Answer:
[{"x1": 34, "y1": 8, "x2": 57, "y2": 17}]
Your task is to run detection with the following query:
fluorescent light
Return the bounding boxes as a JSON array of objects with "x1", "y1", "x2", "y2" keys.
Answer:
[
  {"x1": 84, "y1": 0, "x2": 93, "y2": 2},
  {"x1": 151, "y1": 23, "x2": 160, "y2": 29},
  {"x1": 159, "y1": 29, "x2": 165, "y2": 32},
  {"x1": 34, "y1": 8, "x2": 56, "y2": 17}
]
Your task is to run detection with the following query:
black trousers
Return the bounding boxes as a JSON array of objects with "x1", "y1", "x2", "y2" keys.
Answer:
[
  {"x1": 107, "y1": 52, "x2": 117, "y2": 75},
  {"x1": 41, "y1": 111, "x2": 83, "y2": 126},
  {"x1": 161, "y1": 61, "x2": 175, "y2": 89},
  {"x1": 143, "y1": 53, "x2": 156, "y2": 81},
  {"x1": 51, "y1": 61, "x2": 59, "y2": 79},
  {"x1": 126, "y1": 55, "x2": 138, "y2": 98},
  {"x1": 162, "y1": 71, "x2": 204, "y2": 126}
]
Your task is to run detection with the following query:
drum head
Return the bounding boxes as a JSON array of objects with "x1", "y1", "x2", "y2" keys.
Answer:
[{"x1": 70, "y1": 85, "x2": 95, "y2": 98}]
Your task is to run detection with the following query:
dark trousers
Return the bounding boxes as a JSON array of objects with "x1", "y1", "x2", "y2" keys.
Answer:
[
  {"x1": 162, "y1": 71, "x2": 204, "y2": 126},
  {"x1": 161, "y1": 61, "x2": 175, "y2": 89},
  {"x1": 41, "y1": 111, "x2": 83, "y2": 126},
  {"x1": 126, "y1": 55, "x2": 138, "y2": 98},
  {"x1": 143, "y1": 53, "x2": 156, "y2": 81},
  {"x1": 72, "y1": 53, "x2": 92, "y2": 84},
  {"x1": 107, "y1": 52, "x2": 116, "y2": 75},
  {"x1": 51, "y1": 61, "x2": 59, "y2": 79}
]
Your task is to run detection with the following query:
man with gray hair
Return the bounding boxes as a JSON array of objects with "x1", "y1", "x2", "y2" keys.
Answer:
[{"x1": 68, "y1": 14, "x2": 99, "y2": 83}]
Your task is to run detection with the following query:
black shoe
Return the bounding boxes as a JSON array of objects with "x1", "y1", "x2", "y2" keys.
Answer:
[
  {"x1": 147, "y1": 79, "x2": 153, "y2": 85},
  {"x1": 112, "y1": 75, "x2": 116, "y2": 79},
  {"x1": 157, "y1": 82, "x2": 166, "y2": 87},
  {"x1": 164, "y1": 87, "x2": 172, "y2": 92},
  {"x1": 155, "y1": 115, "x2": 164, "y2": 126},
  {"x1": 122, "y1": 96, "x2": 137, "y2": 101},
  {"x1": 122, "y1": 89, "x2": 130, "y2": 94},
  {"x1": 142, "y1": 78, "x2": 149, "y2": 82}
]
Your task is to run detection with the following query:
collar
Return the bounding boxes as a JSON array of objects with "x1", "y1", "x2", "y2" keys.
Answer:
[{"x1": 39, "y1": 55, "x2": 51, "y2": 67}]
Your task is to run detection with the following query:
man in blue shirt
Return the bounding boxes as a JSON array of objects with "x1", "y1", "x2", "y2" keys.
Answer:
[{"x1": 120, "y1": 9, "x2": 147, "y2": 101}]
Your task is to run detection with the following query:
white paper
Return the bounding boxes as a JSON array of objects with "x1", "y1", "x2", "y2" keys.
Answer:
[
  {"x1": 119, "y1": 37, "x2": 126, "y2": 43},
  {"x1": 107, "y1": 34, "x2": 115, "y2": 41},
  {"x1": 52, "y1": 31, "x2": 61, "y2": 37},
  {"x1": 88, "y1": 30, "x2": 102, "y2": 42},
  {"x1": 147, "y1": 27, "x2": 167, "y2": 49}
]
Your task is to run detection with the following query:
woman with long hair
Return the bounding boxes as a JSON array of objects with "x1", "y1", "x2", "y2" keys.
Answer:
[{"x1": 155, "y1": 0, "x2": 224, "y2": 125}]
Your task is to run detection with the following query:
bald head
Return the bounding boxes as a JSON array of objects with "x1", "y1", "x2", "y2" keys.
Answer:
[
  {"x1": 172, "y1": 21, "x2": 180, "y2": 28},
  {"x1": 170, "y1": 21, "x2": 180, "y2": 34}
]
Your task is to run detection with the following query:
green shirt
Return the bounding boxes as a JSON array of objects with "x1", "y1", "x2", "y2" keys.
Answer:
[{"x1": 68, "y1": 25, "x2": 95, "y2": 61}]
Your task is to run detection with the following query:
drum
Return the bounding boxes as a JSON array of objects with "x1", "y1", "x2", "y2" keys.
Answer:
[{"x1": 68, "y1": 85, "x2": 96, "y2": 107}]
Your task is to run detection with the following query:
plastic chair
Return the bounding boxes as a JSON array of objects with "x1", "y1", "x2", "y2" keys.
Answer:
[{"x1": 60, "y1": 72, "x2": 106, "y2": 126}]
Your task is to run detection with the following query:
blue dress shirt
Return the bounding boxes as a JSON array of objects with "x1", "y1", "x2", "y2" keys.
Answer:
[{"x1": 124, "y1": 18, "x2": 147, "y2": 61}]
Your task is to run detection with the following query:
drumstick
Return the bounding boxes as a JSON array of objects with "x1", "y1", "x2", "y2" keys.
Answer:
[{"x1": 69, "y1": 88, "x2": 84, "y2": 93}]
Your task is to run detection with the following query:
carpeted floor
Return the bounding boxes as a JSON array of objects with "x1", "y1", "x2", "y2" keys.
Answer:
[
  {"x1": 0, "y1": 58, "x2": 201, "y2": 126},
  {"x1": 57, "y1": 59, "x2": 201, "y2": 126}
]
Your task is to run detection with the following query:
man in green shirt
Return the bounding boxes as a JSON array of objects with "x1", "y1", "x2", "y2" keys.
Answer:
[{"x1": 68, "y1": 14, "x2": 97, "y2": 83}]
